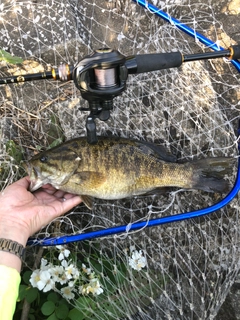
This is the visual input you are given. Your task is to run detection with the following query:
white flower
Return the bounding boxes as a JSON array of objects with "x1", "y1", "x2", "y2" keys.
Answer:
[
  {"x1": 58, "y1": 272, "x2": 68, "y2": 285},
  {"x1": 79, "y1": 285, "x2": 84, "y2": 294},
  {"x1": 40, "y1": 258, "x2": 50, "y2": 270},
  {"x1": 128, "y1": 250, "x2": 147, "y2": 271},
  {"x1": 88, "y1": 272, "x2": 96, "y2": 280},
  {"x1": 65, "y1": 264, "x2": 80, "y2": 280},
  {"x1": 30, "y1": 269, "x2": 41, "y2": 288},
  {"x1": 79, "y1": 278, "x2": 103, "y2": 296},
  {"x1": 82, "y1": 263, "x2": 92, "y2": 275},
  {"x1": 30, "y1": 269, "x2": 54, "y2": 292},
  {"x1": 130, "y1": 246, "x2": 135, "y2": 252},
  {"x1": 61, "y1": 259, "x2": 68, "y2": 268},
  {"x1": 68, "y1": 281, "x2": 75, "y2": 288},
  {"x1": 41, "y1": 271, "x2": 55, "y2": 292},
  {"x1": 88, "y1": 278, "x2": 104, "y2": 296},
  {"x1": 50, "y1": 266, "x2": 64, "y2": 282},
  {"x1": 61, "y1": 286, "x2": 75, "y2": 300},
  {"x1": 56, "y1": 245, "x2": 70, "y2": 261}
]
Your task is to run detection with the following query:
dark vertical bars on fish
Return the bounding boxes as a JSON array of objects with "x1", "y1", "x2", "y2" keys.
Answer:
[{"x1": 24, "y1": 137, "x2": 235, "y2": 209}]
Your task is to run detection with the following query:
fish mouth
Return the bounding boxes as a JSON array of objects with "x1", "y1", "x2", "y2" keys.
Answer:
[
  {"x1": 23, "y1": 162, "x2": 46, "y2": 192},
  {"x1": 29, "y1": 177, "x2": 45, "y2": 192}
]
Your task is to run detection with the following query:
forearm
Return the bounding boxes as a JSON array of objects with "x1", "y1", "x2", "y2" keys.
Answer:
[{"x1": 0, "y1": 222, "x2": 28, "y2": 272}]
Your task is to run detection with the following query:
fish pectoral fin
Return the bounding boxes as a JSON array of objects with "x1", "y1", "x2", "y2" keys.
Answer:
[
  {"x1": 81, "y1": 195, "x2": 94, "y2": 210},
  {"x1": 71, "y1": 171, "x2": 107, "y2": 188}
]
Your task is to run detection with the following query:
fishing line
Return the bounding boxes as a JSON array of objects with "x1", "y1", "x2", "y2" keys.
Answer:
[
  {"x1": 27, "y1": 1, "x2": 240, "y2": 246},
  {"x1": 94, "y1": 68, "x2": 117, "y2": 88}
]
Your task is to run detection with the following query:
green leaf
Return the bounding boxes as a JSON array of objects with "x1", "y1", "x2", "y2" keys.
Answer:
[
  {"x1": 23, "y1": 270, "x2": 32, "y2": 285},
  {"x1": 46, "y1": 114, "x2": 65, "y2": 148},
  {"x1": 25, "y1": 287, "x2": 39, "y2": 304},
  {"x1": 28, "y1": 314, "x2": 35, "y2": 320},
  {"x1": 47, "y1": 312, "x2": 59, "y2": 320},
  {"x1": 68, "y1": 308, "x2": 85, "y2": 320},
  {"x1": 55, "y1": 304, "x2": 69, "y2": 319},
  {"x1": 41, "y1": 301, "x2": 56, "y2": 316},
  {"x1": 0, "y1": 49, "x2": 23, "y2": 64},
  {"x1": 104, "y1": 262, "x2": 127, "y2": 288},
  {"x1": 89, "y1": 260, "x2": 102, "y2": 274},
  {"x1": 47, "y1": 292, "x2": 60, "y2": 303},
  {"x1": 17, "y1": 285, "x2": 28, "y2": 301},
  {"x1": 49, "y1": 138, "x2": 64, "y2": 148},
  {"x1": 6, "y1": 140, "x2": 23, "y2": 163},
  {"x1": 75, "y1": 296, "x2": 96, "y2": 310}
]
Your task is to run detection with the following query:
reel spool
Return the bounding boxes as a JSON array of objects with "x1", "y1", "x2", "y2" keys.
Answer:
[{"x1": 72, "y1": 48, "x2": 128, "y2": 143}]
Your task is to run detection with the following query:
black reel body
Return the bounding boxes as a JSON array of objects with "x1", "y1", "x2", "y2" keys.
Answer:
[{"x1": 73, "y1": 49, "x2": 128, "y2": 143}]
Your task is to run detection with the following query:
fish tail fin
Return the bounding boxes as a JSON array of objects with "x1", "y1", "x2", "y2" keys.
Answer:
[{"x1": 191, "y1": 157, "x2": 235, "y2": 193}]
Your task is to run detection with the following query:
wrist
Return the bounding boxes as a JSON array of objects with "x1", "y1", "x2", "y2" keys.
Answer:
[
  {"x1": 0, "y1": 250, "x2": 22, "y2": 273},
  {"x1": 0, "y1": 223, "x2": 29, "y2": 247}
]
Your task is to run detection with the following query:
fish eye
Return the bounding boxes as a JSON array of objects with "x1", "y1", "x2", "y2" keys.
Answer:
[{"x1": 40, "y1": 155, "x2": 48, "y2": 163}]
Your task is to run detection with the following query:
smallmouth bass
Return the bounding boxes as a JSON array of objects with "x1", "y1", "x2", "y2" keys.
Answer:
[{"x1": 25, "y1": 136, "x2": 235, "y2": 209}]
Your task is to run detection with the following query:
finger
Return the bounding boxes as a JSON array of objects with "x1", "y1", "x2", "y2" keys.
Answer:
[
  {"x1": 40, "y1": 184, "x2": 58, "y2": 195},
  {"x1": 52, "y1": 190, "x2": 68, "y2": 199},
  {"x1": 30, "y1": 195, "x2": 82, "y2": 236},
  {"x1": 62, "y1": 193, "x2": 79, "y2": 200},
  {"x1": 62, "y1": 195, "x2": 82, "y2": 213},
  {"x1": 41, "y1": 185, "x2": 74, "y2": 199},
  {"x1": 44, "y1": 195, "x2": 82, "y2": 220},
  {"x1": 34, "y1": 184, "x2": 66, "y2": 197},
  {"x1": 13, "y1": 176, "x2": 31, "y2": 190}
]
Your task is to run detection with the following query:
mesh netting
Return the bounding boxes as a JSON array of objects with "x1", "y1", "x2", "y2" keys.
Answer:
[{"x1": 0, "y1": 0, "x2": 240, "y2": 319}]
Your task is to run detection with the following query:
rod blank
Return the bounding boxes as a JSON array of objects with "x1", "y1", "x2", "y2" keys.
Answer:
[{"x1": 0, "y1": 45, "x2": 239, "y2": 85}]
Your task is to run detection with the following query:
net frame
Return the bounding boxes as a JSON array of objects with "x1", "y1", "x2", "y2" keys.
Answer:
[{"x1": 25, "y1": 0, "x2": 240, "y2": 247}]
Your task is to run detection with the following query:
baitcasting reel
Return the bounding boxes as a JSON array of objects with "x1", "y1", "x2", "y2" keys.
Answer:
[
  {"x1": 1, "y1": 45, "x2": 240, "y2": 144},
  {"x1": 72, "y1": 48, "x2": 129, "y2": 144},
  {"x1": 72, "y1": 45, "x2": 240, "y2": 144}
]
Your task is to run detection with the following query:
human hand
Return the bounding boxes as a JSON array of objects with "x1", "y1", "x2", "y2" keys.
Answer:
[{"x1": 0, "y1": 176, "x2": 82, "y2": 247}]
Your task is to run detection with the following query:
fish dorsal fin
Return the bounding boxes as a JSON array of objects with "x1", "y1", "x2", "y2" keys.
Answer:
[
  {"x1": 71, "y1": 171, "x2": 106, "y2": 189},
  {"x1": 81, "y1": 195, "x2": 94, "y2": 210},
  {"x1": 134, "y1": 140, "x2": 176, "y2": 163}
]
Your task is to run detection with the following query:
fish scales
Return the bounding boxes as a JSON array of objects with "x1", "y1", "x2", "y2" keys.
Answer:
[
  {"x1": 24, "y1": 136, "x2": 235, "y2": 209},
  {"x1": 75, "y1": 140, "x2": 191, "y2": 197}
]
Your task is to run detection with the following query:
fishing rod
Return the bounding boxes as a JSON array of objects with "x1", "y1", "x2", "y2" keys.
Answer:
[
  {"x1": 132, "y1": 0, "x2": 240, "y2": 72},
  {"x1": 0, "y1": 47, "x2": 239, "y2": 86},
  {"x1": 1, "y1": 46, "x2": 240, "y2": 144}
]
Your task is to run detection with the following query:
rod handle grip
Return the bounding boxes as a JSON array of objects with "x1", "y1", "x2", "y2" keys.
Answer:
[{"x1": 134, "y1": 52, "x2": 183, "y2": 73}]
